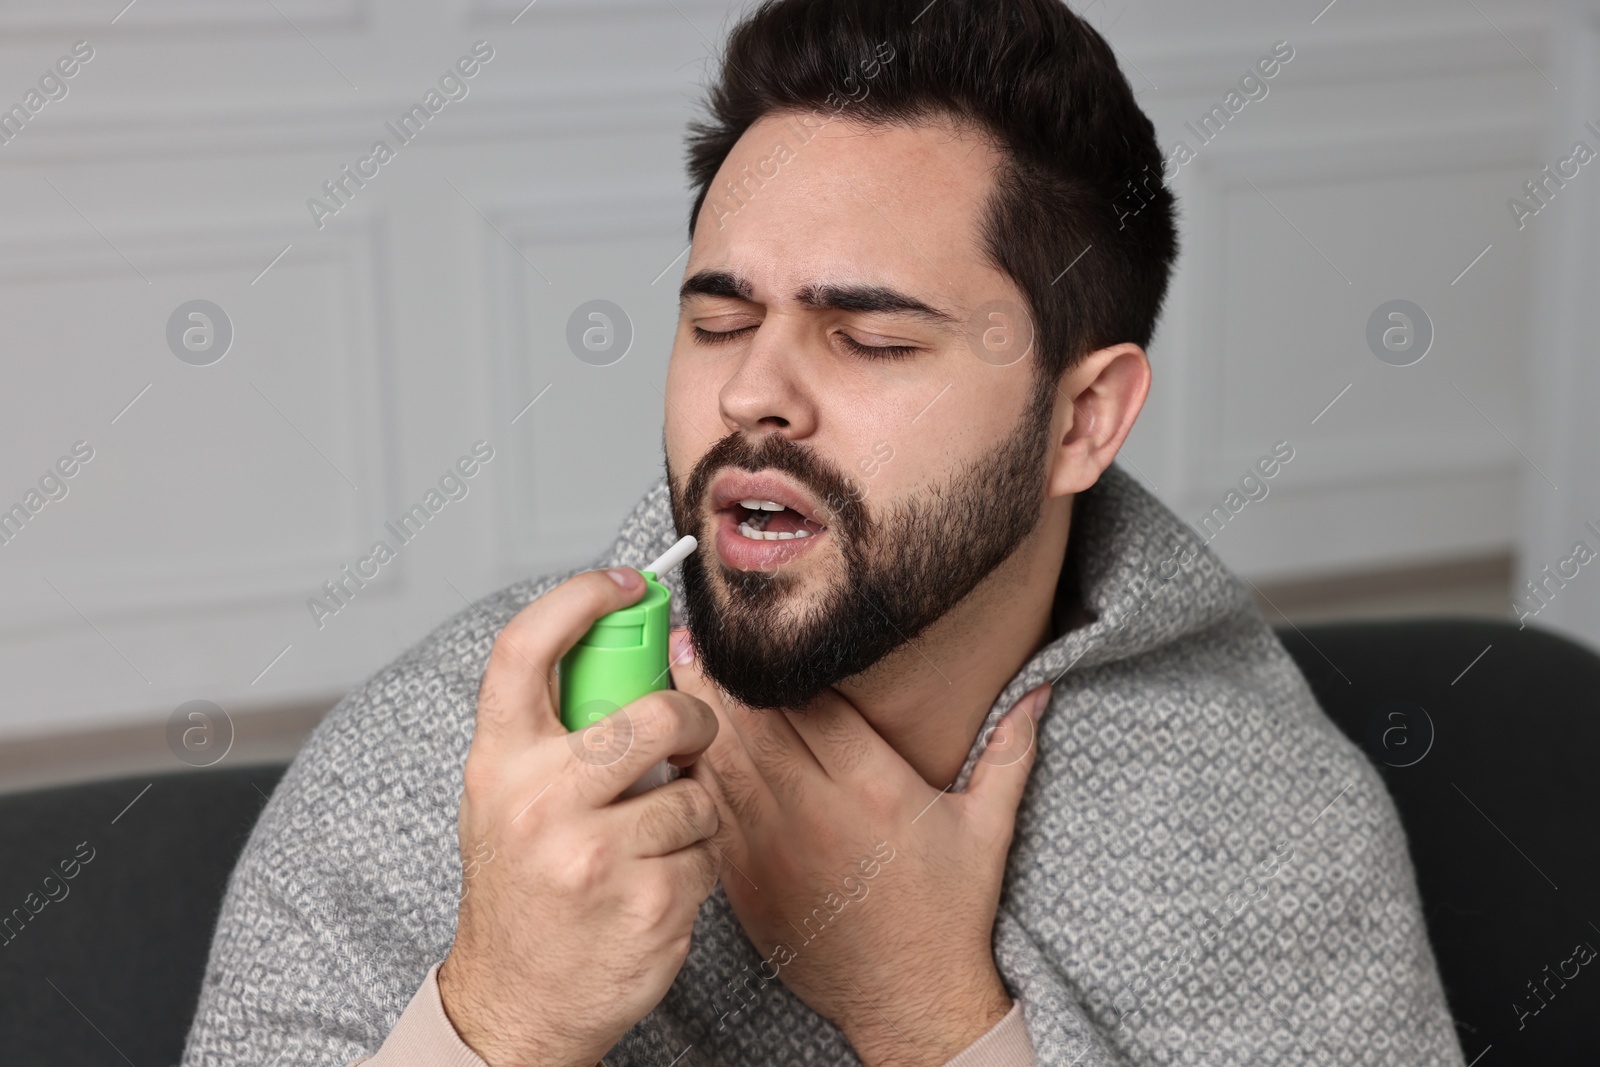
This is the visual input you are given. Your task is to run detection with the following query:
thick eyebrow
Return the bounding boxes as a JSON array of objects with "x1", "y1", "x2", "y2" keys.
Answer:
[
  {"x1": 679, "y1": 269, "x2": 752, "y2": 304},
  {"x1": 795, "y1": 283, "x2": 960, "y2": 332},
  {"x1": 679, "y1": 270, "x2": 961, "y2": 334}
]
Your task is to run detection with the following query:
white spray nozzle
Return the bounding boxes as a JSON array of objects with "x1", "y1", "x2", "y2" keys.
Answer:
[{"x1": 643, "y1": 534, "x2": 697, "y2": 577}]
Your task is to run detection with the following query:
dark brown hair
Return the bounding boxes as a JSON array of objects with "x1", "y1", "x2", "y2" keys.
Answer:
[{"x1": 685, "y1": 0, "x2": 1179, "y2": 398}]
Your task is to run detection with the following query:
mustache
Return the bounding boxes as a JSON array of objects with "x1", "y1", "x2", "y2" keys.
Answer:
[{"x1": 679, "y1": 432, "x2": 873, "y2": 544}]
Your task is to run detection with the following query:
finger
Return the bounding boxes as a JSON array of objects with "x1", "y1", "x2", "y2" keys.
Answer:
[
  {"x1": 473, "y1": 568, "x2": 647, "y2": 754},
  {"x1": 657, "y1": 834, "x2": 722, "y2": 903},
  {"x1": 689, "y1": 735, "x2": 771, "y2": 841},
  {"x1": 782, "y1": 686, "x2": 907, "y2": 785},
  {"x1": 667, "y1": 766, "x2": 760, "y2": 896},
  {"x1": 961, "y1": 685, "x2": 1051, "y2": 832},
  {"x1": 668, "y1": 646, "x2": 832, "y2": 806},
  {"x1": 668, "y1": 629, "x2": 783, "y2": 812},
  {"x1": 565, "y1": 689, "x2": 718, "y2": 806},
  {"x1": 707, "y1": 683, "x2": 824, "y2": 807},
  {"x1": 610, "y1": 777, "x2": 720, "y2": 857}
]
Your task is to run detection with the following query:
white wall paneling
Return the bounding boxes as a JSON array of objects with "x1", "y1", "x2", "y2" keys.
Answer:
[
  {"x1": 0, "y1": 0, "x2": 365, "y2": 34},
  {"x1": 0, "y1": 0, "x2": 1579, "y2": 753},
  {"x1": 0, "y1": 213, "x2": 395, "y2": 737},
  {"x1": 1165, "y1": 123, "x2": 1537, "y2": 580},
  {"x1": 0, "y1": 218, "x2": 392, "y2": 623},
  {"x1": 1112, "y1": 8, "x2": 1553, "y2": 588},
  {"x1": 474, "y1": 185, "x2": 689, "y2": 582},
  {"x1": 1516, "y1": 0, "x2": 1600, "y2": 649}
]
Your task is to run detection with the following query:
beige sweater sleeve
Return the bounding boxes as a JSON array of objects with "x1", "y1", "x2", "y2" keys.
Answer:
[
  {"x1": 352, "y1": 963, "x2": 1036, "y2": 1067},
  {"x1": 351, "y1": 962, "x2": 487, "y2": 1067},
  {"x1": 941, "y1": 999, "x2": 1036, "y2": 1067}
]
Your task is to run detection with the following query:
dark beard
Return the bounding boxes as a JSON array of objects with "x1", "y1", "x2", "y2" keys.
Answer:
[{"x1": 667, "y1": 381, "x2": 1055, "y2": 712}]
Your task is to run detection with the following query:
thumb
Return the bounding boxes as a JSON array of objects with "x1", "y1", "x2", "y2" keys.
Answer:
[{"x1": 962, "y1": 684, "x2": 1051, "y2": 826}]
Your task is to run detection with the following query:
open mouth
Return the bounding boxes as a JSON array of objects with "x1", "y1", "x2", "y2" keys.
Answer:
[
  {"x1": 708, "y1": 471, "x2": 833, "y2": 570},
  {"x1": 731, "y1": 498, "x2": 828, "y2": 541}
]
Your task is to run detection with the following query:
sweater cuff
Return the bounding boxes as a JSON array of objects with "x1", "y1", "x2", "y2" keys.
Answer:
[
  {"x1": 348, "y1": 965, "x2": 1031, "y2": 1067},
  {"x1": 350, "y1": 961, "x2": 489, "y2": 1067},
  {"x1": 940, "y1": 998, "x2": 1036, "y2": 1067}
]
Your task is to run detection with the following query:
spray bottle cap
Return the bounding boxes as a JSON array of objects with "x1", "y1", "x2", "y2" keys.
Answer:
[{"x1": 558, "y1": 536, "x2": 695, "y2": 732}]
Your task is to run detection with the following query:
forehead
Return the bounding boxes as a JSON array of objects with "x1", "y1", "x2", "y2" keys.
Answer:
[{"x1": 687, "y1": 111, "x2": 1008, "y2": 301}]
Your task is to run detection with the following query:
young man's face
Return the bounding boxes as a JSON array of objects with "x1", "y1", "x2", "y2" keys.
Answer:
[{"x1": 665, "y1": 111, "x2": 1060, "y2": 711}]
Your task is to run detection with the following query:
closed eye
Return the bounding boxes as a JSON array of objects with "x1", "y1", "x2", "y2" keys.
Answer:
[
  {"x1": 691, "y1": 325, "x2": 919, "y2": 360},
  {"x1": 838, "y1": 334, "x2": 919, "y2": 360},
  {"x1": 692, "y1": 325, "x2": 756, "y2": 345}
]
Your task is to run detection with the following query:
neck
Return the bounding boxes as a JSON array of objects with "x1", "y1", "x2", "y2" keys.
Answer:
[{"x1": 831, "y1": 496, "x2": 1074, "y2": 787}]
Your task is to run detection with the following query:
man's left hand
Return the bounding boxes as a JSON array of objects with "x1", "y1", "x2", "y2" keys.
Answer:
[{"x1": 668, "y1": 628, "x2": 1051, "y2": 1067}]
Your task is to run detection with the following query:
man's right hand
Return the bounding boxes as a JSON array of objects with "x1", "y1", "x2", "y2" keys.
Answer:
[{"x1": 437, "y1": 567, "x2": 721, "y2": 1067}]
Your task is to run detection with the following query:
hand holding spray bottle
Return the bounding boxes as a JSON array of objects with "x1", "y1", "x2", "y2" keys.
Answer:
[{"x1": 558, "y1": 535, "x2": 698, "y2": 796}]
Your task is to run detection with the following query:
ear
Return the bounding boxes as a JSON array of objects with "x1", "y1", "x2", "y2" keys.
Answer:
[{"x1": 1046, "y1": 343, "x2": 1150, "y2": 498}]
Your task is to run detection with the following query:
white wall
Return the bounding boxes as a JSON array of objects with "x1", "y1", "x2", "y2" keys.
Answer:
[
  {"x1": 0, "y1": 0, "x2": 1574, "y2": 746},
  {"x1": 1103, "y1": 0, "x2": 1549, "y2": 586},
  {"x1": 1517, "y1": 0, "x2": 1600, "y2": 649}
]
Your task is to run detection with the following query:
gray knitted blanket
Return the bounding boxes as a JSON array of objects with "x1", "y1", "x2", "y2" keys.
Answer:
[{"x1": 182, "y1": 463, "x2": 1464, "y2": 1065}]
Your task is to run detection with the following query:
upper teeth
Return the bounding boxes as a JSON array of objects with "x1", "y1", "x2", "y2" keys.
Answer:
[{"x1": 739, "y1": 498, "x2": 787, "y2": 511}]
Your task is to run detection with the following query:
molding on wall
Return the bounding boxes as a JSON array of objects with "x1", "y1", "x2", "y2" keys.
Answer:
[
  {"x1": 0, "y1": 694, "x2": 337, "y2": 797},
  {"x1": 1175, "y1": 117, "x2": 1537, "y2": 497},
  {"x1": 0, "y1": 17, "x2": 1551, "y2": 163},
  {"x1": 468, "y1": 0, "x2": 740, "y2": 21},
  {"x1": 0, "y1": 87, "x2": 694, "y2": 166},
  {"x1": 1115, "y1": 15, "x2": 1551, "y2": 95},
  {"x1": 1253, "y1": 548, "x2": 1512, "y2": 602},
  {"x1": 0, "y1": 0, "x2": 1571, "y2": 750},
  {"x1": 471, "y1": 185, "x2": 686, "y2": 578},
  {"x1": 1203, "y1": 464, "x2": 1519, "y2": 583},
  {"x1": 0, "y1": 0, "x2": 366, "y2": 33},
  {"x1": 1514, "y1": 0, "x2": 1600, "y2": 650},
  {"x1": 0, "y1": 215, "x2": 398, "y2": 630}
]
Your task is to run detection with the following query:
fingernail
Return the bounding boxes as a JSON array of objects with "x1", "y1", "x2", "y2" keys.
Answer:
[
  {"x1": 606, "y1": 567, "x2": 640, "y2": 589},
  {"x1": 1025, "y1": 687, "x2": 1051, "y2": 721},
  {"x1": 670, "y1": 629, "x2": 695, "y2": 663}
]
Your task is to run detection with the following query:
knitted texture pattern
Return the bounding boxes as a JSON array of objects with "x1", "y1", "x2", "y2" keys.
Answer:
[{"x1": 181, "y1": 463, "x2": 1465, "y2": 1065}]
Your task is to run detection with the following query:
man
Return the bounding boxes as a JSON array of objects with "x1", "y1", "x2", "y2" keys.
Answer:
[{"x1": 182, "y1": 0, "x2": 1465, "y2": 1064}]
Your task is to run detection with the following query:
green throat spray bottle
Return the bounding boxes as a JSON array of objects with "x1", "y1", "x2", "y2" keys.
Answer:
[{"x1": 558, "y1": 534, "x2": 697, "y2": 796}]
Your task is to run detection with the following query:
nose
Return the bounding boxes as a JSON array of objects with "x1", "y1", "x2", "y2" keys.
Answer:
[{"x1": 717, "y1": 318, "x2": 819, "y2": 440}]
